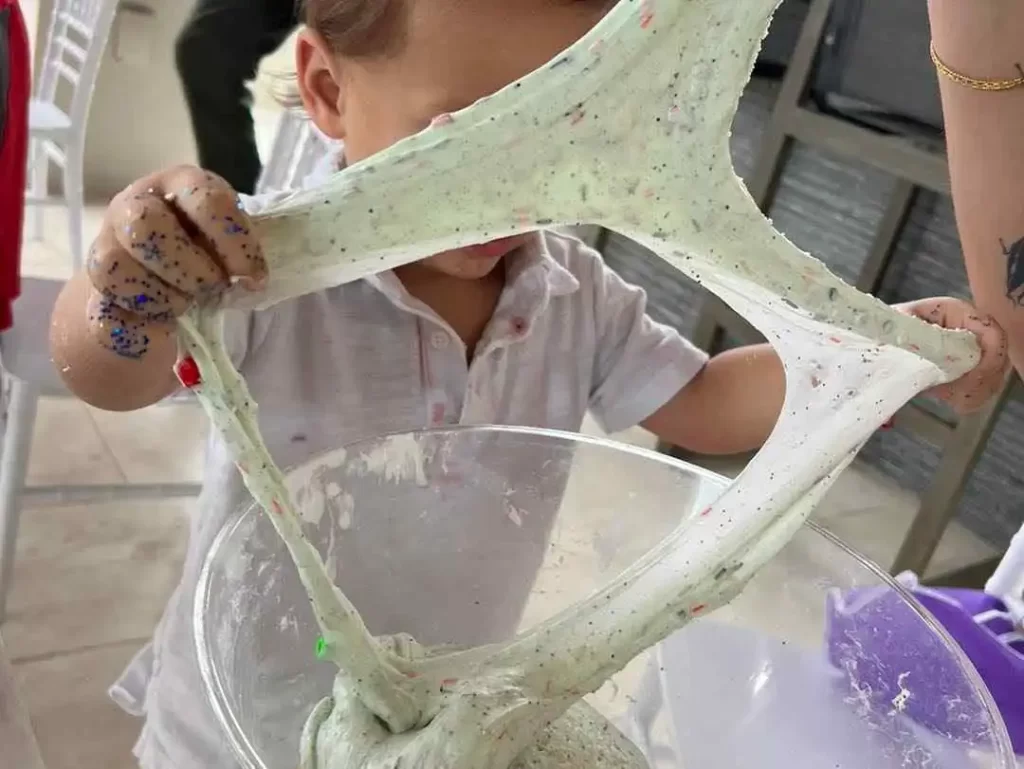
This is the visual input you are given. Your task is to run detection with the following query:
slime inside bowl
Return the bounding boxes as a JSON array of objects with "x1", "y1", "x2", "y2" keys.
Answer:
[{"x1": 195, "y1": 426, "x2": 1012, "y2": 769}]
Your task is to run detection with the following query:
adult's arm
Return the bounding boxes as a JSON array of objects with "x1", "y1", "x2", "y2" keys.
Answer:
[{"x1": 928, "y1": 0, "x2": 1024, "y2": 376}]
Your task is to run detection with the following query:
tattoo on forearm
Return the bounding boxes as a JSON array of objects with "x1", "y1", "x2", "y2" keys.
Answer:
[{"x1": 1001, "y1": 235, "x2": 1024, "y2": 305}]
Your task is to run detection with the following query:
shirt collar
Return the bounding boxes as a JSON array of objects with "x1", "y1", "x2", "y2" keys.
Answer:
[
  {"x1": 504, "y1": 232, "x2": 581, "y2": 299},
  {"x1": 364, "y1": 232, "x2": 579, "y2": 314},
  {"x1": 309, "y1": 149, "x2": 581, "y2": 320}
]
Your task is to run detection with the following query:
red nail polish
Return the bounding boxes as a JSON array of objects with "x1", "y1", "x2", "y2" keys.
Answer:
[
  {"x1": 881, "y1": 418, "x2": 894, "y2": 431},
  {"x1": 175, "y1": 356, "x2": 202, "y2": 388}
]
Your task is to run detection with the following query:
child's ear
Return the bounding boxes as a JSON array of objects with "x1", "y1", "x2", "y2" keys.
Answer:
[{"x1": 295, "y1": 28, "x2": 346, "y2": 140}]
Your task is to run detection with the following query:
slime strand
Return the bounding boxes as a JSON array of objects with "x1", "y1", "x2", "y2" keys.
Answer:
[{"x1": 184, "y1": 0, "x2": 980, "y2": 767}]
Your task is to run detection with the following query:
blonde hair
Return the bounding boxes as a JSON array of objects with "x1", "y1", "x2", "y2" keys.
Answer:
[
  {"x1": 303, "y1": 0, "x2": 409, "y2": 57},
  {"x1": 273, "y1": 0, "x2": 408, "y2": 109}
]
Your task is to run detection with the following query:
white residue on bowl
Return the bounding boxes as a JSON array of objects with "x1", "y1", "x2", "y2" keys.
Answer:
[{"x1": 353, "y1": 433, "x2": 428, "y2": 486}]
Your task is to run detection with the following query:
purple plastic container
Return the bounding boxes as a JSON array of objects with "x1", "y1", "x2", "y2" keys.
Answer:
[{"x1": 826, "y1": 573, "x2": 1024, "y2": 754}]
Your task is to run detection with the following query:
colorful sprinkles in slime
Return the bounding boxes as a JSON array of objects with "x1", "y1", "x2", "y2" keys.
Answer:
[{"x1": 176, "y1": 1, "x2": 981, "y2": 767}]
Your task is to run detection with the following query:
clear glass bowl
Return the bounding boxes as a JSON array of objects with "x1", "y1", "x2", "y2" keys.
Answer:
[{"x1": 195, "y1": 426, "x2": 1013, "y2": 769}]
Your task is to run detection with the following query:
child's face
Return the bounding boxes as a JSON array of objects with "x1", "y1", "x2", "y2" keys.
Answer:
[{"x1": 297, "y1": 0, "x2": 611, "y2": 280}]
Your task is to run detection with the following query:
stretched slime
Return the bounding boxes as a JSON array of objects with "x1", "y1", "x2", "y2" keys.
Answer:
[{"x1": 177, "y1": 1, "x2": 980, "y2": 767}]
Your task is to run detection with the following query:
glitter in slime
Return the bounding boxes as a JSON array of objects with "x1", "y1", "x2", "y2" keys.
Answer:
[{"x1": 173, "y1": 0, "x2": 981, "y2": 767}]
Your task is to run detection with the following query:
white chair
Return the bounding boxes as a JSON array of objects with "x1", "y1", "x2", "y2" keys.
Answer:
[
  {"x1": 0, "y1": 110, "x2": 333, "y2": 623},
  {"x1": 25, "y1": 0, "x2": 119, "y2": 270},
  {"x1": 0, "y1": 279, "x2": 206, "y2": 624}
]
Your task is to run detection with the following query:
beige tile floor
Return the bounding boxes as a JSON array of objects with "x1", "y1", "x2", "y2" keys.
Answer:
[{"x1": 5, "y1": 196, "x2": 999, "y2": 768}]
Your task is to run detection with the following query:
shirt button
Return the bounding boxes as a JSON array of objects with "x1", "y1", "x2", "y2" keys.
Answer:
[
  {"x1": 511, "y1": 317, "x2": 528, "y2": 335},
  {"x1": 430, "y1": 331, "x2": 450, "y2": 350}
]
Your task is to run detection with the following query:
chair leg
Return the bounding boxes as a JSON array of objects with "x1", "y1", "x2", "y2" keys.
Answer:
[
  {"x1": 890, "y1": 375, "x2": 1014, "y2": 577},
  {"x1": 28, "y1": 139, "x2": 47, "y2": 243},
  {"x1": 0, "y1": 378, "x2": 40, "y2": 624},
  {"x1": 64, "y1": 143, "x2": 86, "y2": 271}
]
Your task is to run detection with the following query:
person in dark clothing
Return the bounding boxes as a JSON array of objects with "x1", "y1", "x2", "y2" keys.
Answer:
[{"x1": 175, "y1": 0, "x2": 299, "y2": 194}]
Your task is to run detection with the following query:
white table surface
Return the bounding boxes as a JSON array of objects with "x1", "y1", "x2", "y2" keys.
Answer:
[{"x1": 0, "y1": 633, "x2": 45, "y2": 769}]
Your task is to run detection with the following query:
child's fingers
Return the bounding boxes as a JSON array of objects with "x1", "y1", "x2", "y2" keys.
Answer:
[
  {"x1": 84, "y1": 288, "x2": 176, "y2": 361},
  {"x1": 101, "y1": 167, "x2": 267, "y2": 312},
  {"x1": 897, "y1": 296, "x2": 947, "y2": 325},
  {"x1": 157, "y1": 166, "x2": 267, "y2": 285},
  {"x1": 906, "y1": 297, "x2": 1009, "y2": 413},
  {"x1": 952, "y1": 310, "x2": 1009, "y2": 410},
  {"x1": 960, "y1": 311, "x2": 1009, "y2": 377},
  {"x1": 913, "y1": 298, "x2": 1008, "y2": 378},
  {"x1": 105, "y1": 175, "x2": 229, "y2": 301},
  {"x1": 87, "y1": 226, "x2": 193, "y2": 319}
]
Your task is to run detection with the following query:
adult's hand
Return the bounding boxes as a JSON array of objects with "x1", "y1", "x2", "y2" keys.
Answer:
[{"x1": 928, "y1": 0, "x2": 1024, "y2": 379}]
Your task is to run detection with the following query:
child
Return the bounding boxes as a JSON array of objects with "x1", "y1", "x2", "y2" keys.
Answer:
[{"x1": 49, "y1": 1, "x2": 1007, "y2": 767}]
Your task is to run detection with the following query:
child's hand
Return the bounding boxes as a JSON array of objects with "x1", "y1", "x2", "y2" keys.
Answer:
[
  {"x1": 87, "y1": 166, "x2": 266, "y2": 323},
  {"x1": 899, "y1": 297, "x2": 1009, "y2": 414},
  {"x1": 53, "y1": 165, "x2": 268, "y2": 408}
]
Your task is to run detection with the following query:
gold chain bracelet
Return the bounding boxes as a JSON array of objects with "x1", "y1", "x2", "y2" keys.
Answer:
[{"x1": 930, "y1": 41, "x2": 1024, "y2": 91}]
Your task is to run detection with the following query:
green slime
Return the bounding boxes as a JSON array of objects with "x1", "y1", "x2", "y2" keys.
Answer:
[{"x1": 178, "y1": 0, "x2": 979, "y2": 767}]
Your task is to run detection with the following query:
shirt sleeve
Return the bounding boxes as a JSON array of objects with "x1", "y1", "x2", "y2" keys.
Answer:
[
  {"x1": 587, "y1": 257, "x2": 708, "y2": 435},
  {"x1": 238, "y1": 189, "x2": 295, "y2": 217},
  {"x1": 216, "y1": 191, "x2": 285, "y2": 367},
  {"x1": 219, "y1": 308, "x2": 253, "y2": 368},
  {"x1": 225, "y1": 156, "x2": 334, "y2": 366}
]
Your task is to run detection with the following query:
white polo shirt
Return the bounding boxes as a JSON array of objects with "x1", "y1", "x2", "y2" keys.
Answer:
[{"x1": 110, "y1": 177, "x2": 707, "y2": 769}]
